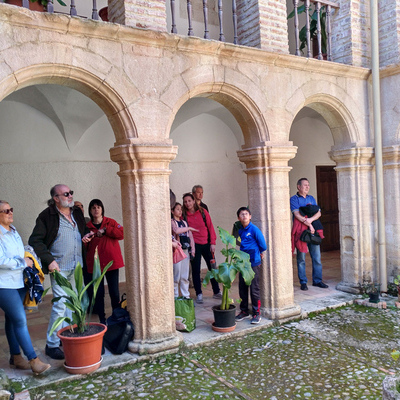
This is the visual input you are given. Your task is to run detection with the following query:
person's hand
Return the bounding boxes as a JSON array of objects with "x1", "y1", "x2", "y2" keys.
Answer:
[
  {"x1": 309, "y1": 226, "x2": 315, "y2": 234},
  {"x1": 260, "y1": 252, "x2": 264, "y2": 260},
  {"x1": 172, "y1": 240, "x2": 181, "y2": 249},
  {"x1": 24, "y1": 257, "x2": 34, "y2": 268},
  {"x1": 96, "y1": 229, "x2": 106, "y2": 237},
  {"x1": 48, "y1": 260, "x2": 60, "y2": 273},
  {"x1": 210, "y1": 244, "x2": 216, "y2": 254},
  {"x1": 189, "y1": 227, "x2": 199, "y2": 232},
  {"x1": 82, "y1": 231, "x2": 95, "y2": 243}
]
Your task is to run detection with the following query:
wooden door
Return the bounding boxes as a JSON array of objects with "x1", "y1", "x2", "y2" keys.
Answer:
[{"x1": 316, "y1": 166, "x2": 340, "y2": 252}]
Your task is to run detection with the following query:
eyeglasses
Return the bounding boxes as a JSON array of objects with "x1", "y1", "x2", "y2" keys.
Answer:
[
  {"x1": 55, "y1": 191, "x2": 74, "y2": 198},
  {"x1": 0, "y1": 208, "x2": 13, "y2": 214}
]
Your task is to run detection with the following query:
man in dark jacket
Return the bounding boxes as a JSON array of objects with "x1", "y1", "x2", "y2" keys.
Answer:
[{"x1": 29, "y1": 184, "x2": 91, "y2": 359}]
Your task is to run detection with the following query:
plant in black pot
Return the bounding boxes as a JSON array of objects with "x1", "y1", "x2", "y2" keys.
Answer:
[
  {"x1": 361, "y1": 280, "x2": 381, "y2": 304},
  {"x1": 202, "y1": 227, "x2": 254, "y2": 332},
  {"x1": 43, "y1": 248, "x2": 112, "y2": 374}
]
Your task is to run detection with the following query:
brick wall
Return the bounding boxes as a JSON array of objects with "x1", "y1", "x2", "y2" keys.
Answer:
[
  {"x1": 378, "y1": 0, "x2": 400, "y2": 67},
  {"x1": 237, "y1": 0, "x2": 289, "y2": 54},
  {"x1": 108, "y1": 0, "x2": 167, "y2": 31},
  {"x1": 331, "y1": 0, "x2": 371, "y2": 68}
]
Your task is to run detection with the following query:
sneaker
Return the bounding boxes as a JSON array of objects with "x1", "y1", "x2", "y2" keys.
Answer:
[
  {"x1": 196, "y1": 294, "x2": 203, "y2": 304},
  {"x1": 251, "y1": 315, "x2": 261, "y2": 324},
  {"x1": 212, "y1": 292, "x2": 222, "y2": 299},
  {"x1": 300, "y1": 283, "x2": 308, "y2": 291},
  {"x1": 235, "y1": 311, "x2": 250, "y2": 321},
  {"x1": 45, "y1": 345, "x2": 64, "y2": 360},
  {"x1": 312, "y1": 282, "x2": 329, "y2": 288}
]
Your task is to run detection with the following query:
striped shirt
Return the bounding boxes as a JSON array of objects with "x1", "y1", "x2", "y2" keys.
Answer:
[{"x1": 49, "y1": 212, "x2": 82, "y2": 271}]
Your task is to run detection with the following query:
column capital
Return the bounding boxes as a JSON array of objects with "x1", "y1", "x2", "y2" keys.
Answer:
[
  {"x1": 237, "y1": 144, "x2": 297, "y2": 173},
  {"x1": 329, "y1": 147, "x2": 374, "y2": 170},
  {"x1": 110, "y1": 140, "x2": 178, "y2": 176}
]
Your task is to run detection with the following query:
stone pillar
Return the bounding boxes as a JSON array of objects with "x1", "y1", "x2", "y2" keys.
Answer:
[
  {"x1": 331, "y1": 0, "x2": 370, "y2": 68},
  {"x1": 108, "y1": 0, "x2": 167, "y2": 31},
  {"x1": 237, "y1": 0, "x2": 289, "y2": 54},
  {"x1": 330, "y1": 147, "x2": 376, "y2": 293},
  {"x1": 383, "y1": 146, "x2": 400, "y2": 278},
  {"x1": 238, "y1": 145, "x2": 301, "y2": 320},
  {"x1": 110, "y1": 140, "x2": 181, "y2": 355}
]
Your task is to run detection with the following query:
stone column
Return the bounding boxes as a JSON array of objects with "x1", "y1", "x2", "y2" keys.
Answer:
[
  {"x1": 238, "y1": 145, "x2": 301, "y2": 320},
  {"x1": 237, "y1": 0, "x2": 289, "y2": 54},
  {"x1": 330, "y1": 147, "x2": 376, "y2": 293},
  {"x1": 383, "y1": 146, "x2": 400, "y2": 278},
  {"x1": 110, "y1": 140, "x2": 181, "y2": 355}
]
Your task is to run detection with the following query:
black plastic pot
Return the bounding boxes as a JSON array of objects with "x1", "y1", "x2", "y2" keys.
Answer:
[
  {"x1": 369, "y1": 292, "x2": 380, "y2": 303},
  {"x1": 212, "y1": 304, "x2": 236, "y2": 328}
]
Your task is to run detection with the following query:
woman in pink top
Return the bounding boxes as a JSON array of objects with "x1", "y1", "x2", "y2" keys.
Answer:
[{"x1": 182, "y1": 193, "x2": 221, "y2": 304}]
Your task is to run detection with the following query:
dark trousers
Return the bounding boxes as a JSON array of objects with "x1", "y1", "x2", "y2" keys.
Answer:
[
  {"x1": 92, "y1": 269, "x2": 120, "y2": 323},
  {"x1": 239, "y1": 264, "x2": 261, "y2": 316},
  {"x1": 191, "y1": 243, "x2": 220, "y2": 296}
]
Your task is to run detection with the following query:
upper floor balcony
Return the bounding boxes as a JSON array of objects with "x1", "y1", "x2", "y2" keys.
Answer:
[{"x1": 0, "y1": 0, "x2": 392, "y2": 69}]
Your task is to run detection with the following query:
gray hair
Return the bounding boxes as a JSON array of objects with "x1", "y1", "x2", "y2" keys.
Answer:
[
  {"x1": 192, "y1": 185, "x2": 203, "y2": 193},
  {"x1": 0, "y1": 200, "x2": 9, "y2": 206}
]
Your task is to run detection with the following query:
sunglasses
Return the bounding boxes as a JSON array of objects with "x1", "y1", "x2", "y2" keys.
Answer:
[
  {"x1": 55, "y1": 191, "x2": 74, "y2": 198},
  {"x1": 0, "y1": 208, "x2": 13, "y2": 214}
]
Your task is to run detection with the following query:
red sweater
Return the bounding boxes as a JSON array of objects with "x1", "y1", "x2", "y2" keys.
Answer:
[
  {"x1": 185, "y1": 209, "x2": 216, "y2": 245},
  {"x1": 86, "y1": 216, "x2": 124, "y2": 273}
]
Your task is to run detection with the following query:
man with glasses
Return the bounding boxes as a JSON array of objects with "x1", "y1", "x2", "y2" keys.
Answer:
[{"x1": 29, "y1": 184, "x2": 92, "y2": 359}]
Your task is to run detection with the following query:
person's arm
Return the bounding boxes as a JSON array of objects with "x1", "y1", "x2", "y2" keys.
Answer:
[
  {"x1": 171, "y1": 219, "x2": 198, "y2": 235},
  {"x1": 102, "y1": 218, "x2": 124, "y2": 240},
  {"x1": 204, "y1": 210, "x2": 217, "y2": 252},
  {"x1": 188, "y1": 229, "x2": 195, "y2": 257},
  {"x1": 0, "y1": 237, "x2": 27, "y2": 270}
]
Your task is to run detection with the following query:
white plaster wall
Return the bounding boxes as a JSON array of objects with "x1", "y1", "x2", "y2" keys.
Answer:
[
  {"x1": 169, "y1": 98, "x2": 248, "y2": 265},
  {"x1": 288, "y1": 110, "x2": 335, "y2": 197}
]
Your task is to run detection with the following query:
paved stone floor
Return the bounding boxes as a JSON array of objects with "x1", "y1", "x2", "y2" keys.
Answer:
[{"x1": 5, "y1": 250, "x2": 397, "y2": 399}]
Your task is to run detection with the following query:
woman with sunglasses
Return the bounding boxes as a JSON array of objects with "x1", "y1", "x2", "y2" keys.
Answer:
[
  {"x1": 84, "y1": 199, "x2": 124, "y2": 324},
  {"x1": 182, "y1": 193, "x2": 221, "y2": 304},
  {"x1": 0, "y1": 201, "x2": 50, "y2": 375}
]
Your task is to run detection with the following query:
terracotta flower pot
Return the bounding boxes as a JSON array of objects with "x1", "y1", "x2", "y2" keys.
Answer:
[{"x1": 57, "y1": 323, "x2": 107, "y2": 374}]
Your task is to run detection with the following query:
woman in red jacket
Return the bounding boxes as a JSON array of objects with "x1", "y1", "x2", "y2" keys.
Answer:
[
  {"x1": 85, "y1": 199, "x2": 124, "y2": 324},
  {"x1": 182, "y1": 193, "x2": 221, "y2": 304}
]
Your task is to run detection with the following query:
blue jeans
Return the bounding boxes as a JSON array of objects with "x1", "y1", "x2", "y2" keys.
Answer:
[
  {"x1": 296, "y1": 243, "x2": 323, "y2": 285},
  {"x1": 0, "y1": 287, "x2": 37, "y2": 360},
  {"x1": 47, "y1": 270, "x2": 76, "y2": 348}
]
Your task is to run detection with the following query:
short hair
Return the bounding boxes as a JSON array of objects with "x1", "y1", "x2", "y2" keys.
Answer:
[
  {"x1": 0, "y1": 200, "x2": 9, "y2": 207},
  {"x1": 192, "y1": 185, "x2": 203, "y2": 193},
  {"x1": 237, "y1": 206, "x2": 251, "y2": 218},
  {"x1": 48, "y1": 184, "x2": 65, "y2": 206},
  {"x1": 88, "y1": 199, "x2": 105, "y2": 221},
  {"x1": 297, "y1": 178, "x2": 309, "y2": 187}
]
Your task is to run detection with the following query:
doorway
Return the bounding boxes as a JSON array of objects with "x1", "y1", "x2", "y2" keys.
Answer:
[{"x1": 316, "y1": 166, "x2": 340, "y2": 252}]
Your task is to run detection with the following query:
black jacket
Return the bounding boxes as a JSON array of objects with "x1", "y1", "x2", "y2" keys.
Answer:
[{"x1": 28, "y1": 204, "x2": 87, "y2": 274}]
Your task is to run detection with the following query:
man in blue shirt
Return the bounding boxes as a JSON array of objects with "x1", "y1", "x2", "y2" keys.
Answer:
[
  {"x1": 290, "y1": 178, "x2": 329, "y2": 291},
  {"x1": 235, "y1": 207, "x2": 267, "y2": 324}
]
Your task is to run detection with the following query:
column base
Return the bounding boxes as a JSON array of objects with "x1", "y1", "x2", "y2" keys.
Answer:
[
  {"x1": 336, "y1": 282, "x2": 361, "y2": 294},
  {"x1": 128, "y1": 333, "x2": 182, "y2": 355},
  {"x1": 261, "y1": 304, "x2": 302, "y2": 321}
]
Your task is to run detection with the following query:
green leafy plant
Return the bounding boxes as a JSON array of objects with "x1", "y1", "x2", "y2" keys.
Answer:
[
  {"x1": 202, "y1": 226, "x2": 254, "y2": 311},
  {"x1": 361, "y1": 280, "x2": 380, "y2": 295},
  {"x1": 287, "y1": 4, "x2": 327, "y2": 54},
  {"x1": 43, "y1": 247, "x2": 112, "y2": 335},
  {"x1": 393, "y1": 275, "x2": 400, "y2": 297}
]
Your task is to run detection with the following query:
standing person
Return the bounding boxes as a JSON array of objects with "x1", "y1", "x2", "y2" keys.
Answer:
[
  {"x1": 192, "y1": 185, "x2": 209, "y2": 212},
  {"x1": 182, "y1": 193, "x2": 221, "y2": 303},
  {"x1": 0, "y1": 201, "x2": 51, "y2": 375},
  {"x1": 235, "y1": 207, "x2": 267, "y2": 325},
  {"x1": 74, "y1": 201, "x2": 90, "y2": 223},
  {"x1": 83, "y1": 199, "x2": 124, "y2": 324},
  {"x1": 290, "y1": 178, "x2": 329, "y2": 291},
  {"x1": 171, "y1": 202, "x2": 197, "y2": 299},
  {"x1": 29, "y1": 184, "x2": 91, "y2": 360}
]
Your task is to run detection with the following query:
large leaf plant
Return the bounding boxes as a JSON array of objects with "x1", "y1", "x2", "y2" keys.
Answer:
[
  {"x1": 203, "y1": 226, "x2": 254, "y2": 310},
  {"x1": 44, "y1": 247, "x2": 113, "y2": 335}
]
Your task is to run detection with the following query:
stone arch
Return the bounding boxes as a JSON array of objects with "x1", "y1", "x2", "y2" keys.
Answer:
[
  {"x1": 287, "y1": 91, "x2": 361, "y2": 149},
  {"x1": 166, "y1": 80, "x2": 269, "y2": 148},
  {"x1": 0, "y1": 64, "x2": 136, "y2": 143}
]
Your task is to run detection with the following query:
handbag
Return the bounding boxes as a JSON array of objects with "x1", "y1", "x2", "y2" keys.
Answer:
[
  {"x1": 173, "y1": 246, "x2": 187, "y2": 264},
  {"x1": 300, "y1": 229, "x2": 322, "y2": 245},
  {"x1": 174, "y1": 297, "x2": 196, "y2": 332},
  {"x1": 104, "y1": 307, "x2": 134, "y2": 354}
]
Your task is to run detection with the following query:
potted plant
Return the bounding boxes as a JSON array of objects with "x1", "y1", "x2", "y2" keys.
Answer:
[
  {"x1": 202, "y1": 227, "x2": 254, "y2": 333},
  {"x1": 393, "y1": 275, "x2": 400, "y2": 302},
  {"x1": 44, "y1": 248, "x2": 112, "y2": 374},
  {"x1": 361, "y1": 280, "x2": 381, "y2": 304},
  {"x1": 287, "y1": 3, "x2": 327, "y2": 57}
]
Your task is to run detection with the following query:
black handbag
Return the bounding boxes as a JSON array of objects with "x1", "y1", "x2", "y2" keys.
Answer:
[{"x1": 300, "y1": 229, "x2": 322, "y2": 245}]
